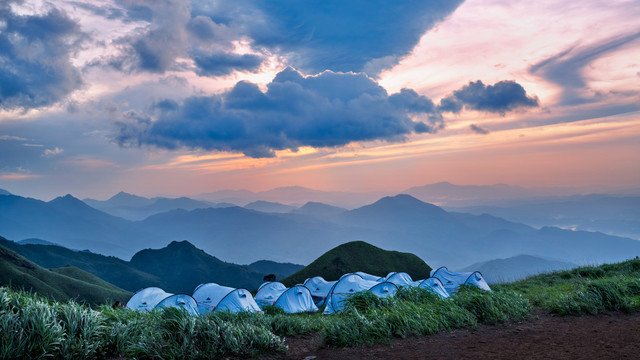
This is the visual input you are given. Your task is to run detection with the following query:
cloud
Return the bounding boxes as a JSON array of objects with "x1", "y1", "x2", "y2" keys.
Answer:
[
  {"x1": 0, "y1": 135, "x2": 28, "y2": 141},
  {"x1": 115, "y1": 67, "x2": 444, "y2": 157},
  {"x1": 104, "y1": 0, "x2": 463, "y2": 76},
  {"x1": 439, "y1": 80, "x2": 539, "y2": 114},
  {"x1": 244, "y1": 0, "x2": 464, "y2": 74},
  {"x1": 530, "y1": 31, "x2": 640, "y2": 105},
  {"x1": 43, "y1": 147, "x2": 64, "y2": 157},
  {"x1": 193, "y1": 52, "x2": 263, "y2": 76},
  {"x1": 469, "y1": 124, "x2": 490, "y2": 135},
  {"x1": 0, "y1": 2, "x2": 84, "y2": 110}
]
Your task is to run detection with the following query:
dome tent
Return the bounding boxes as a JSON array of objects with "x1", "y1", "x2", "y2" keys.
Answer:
[
  {"x1": 383, "y1": 272, "x2": 414, "y2": 286},
  {"x1": 412, "y1": 277, "x2": 449, "y2": 298},
  {"x1": 126, "y1": 287, "x2": 198, "y2": 316},
  {"x1": 430, "y1": 267, "x2": 491, "y2": 294},
  {"x1": 323, "y1": 273, "x2": 398, "y2": 314},
  {"x1": 193, "y1": 283, "x2": 261, "y2": 314},
  {"x1": 303, "y1": 276, "x2": 337, "y2": 306},
  {"x1": 255, "y1": 282, "x2": 318, "y2": 313}
]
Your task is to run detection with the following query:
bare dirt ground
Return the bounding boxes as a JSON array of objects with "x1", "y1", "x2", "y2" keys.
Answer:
[{"x1": 257, "y1": 311, "x2": 640, "y2": 360}]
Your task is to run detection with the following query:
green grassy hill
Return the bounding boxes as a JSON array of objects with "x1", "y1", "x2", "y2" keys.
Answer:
[
  {"x1": 0, "y1": 244, "x2": 130, "y2": 305},
  {"x1": 281, "y1": 241, "x2": 432, "y2": 286},
  {"x1": 0, "y1": 236, "x2": 164, "y2": 292}
]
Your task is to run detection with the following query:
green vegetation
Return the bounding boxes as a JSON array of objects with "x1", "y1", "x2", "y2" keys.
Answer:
[
  {"x1": 0, "y1": 283, "x2": 530, "y2": 359},
  {"x1": 496, "y1": 257, "x2": 640, "y2": 316},
  {"x1": 0, "y1": 244, "x2": 130, "y2": 305},
  {"x1": 282, "y1": 241, "x2": 432, "y2": 286}
]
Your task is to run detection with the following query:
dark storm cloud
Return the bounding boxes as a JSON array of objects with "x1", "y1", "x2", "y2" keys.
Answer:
[
  {"x1": 193, "y1": 53, "x2": 263, "y2": 76},
  {"x1": 469, "y1": 124, "x2": 490, "y2": 135},
  {"x1": 0, "y1": 2, "x2": 84, "y2": 110},
  {"x1": 530, "y1": 31, "x2": 640, "y2": 105},
  {"x1": 244, "y1": 0, "x2": 464, "y2": 74},
  {"x1": 439, "y1": 80, "x2": 539, "y2": 114},
  {"x1": 114, "y1": 68, "x2": 444, "y2": 158},
  {"x1": 109, "y1": 0, "x2": 463, "y2": 76}
]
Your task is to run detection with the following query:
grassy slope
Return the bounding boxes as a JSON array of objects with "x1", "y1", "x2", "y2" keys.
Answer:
[
  {"x1": 281, "y1": 241, "x2": 432, "y2": 286},
  {"x1": 0, "y1": 236, "x2": 164, "y2": 292},
  {"x1": 496, "y1": 257, "x2": 640, "y2": 315},
  {"x1": 0, "y1": 244, "x2": 131, "y2": 305}
]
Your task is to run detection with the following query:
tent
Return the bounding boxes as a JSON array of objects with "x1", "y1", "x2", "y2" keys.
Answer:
[
  {"x1": 383, "y1": 272, "x2": 414, "y2": 287},
  {"x1": 192, "y1": 283, "x2": 261, "y2": 314},
  {"x1": 350, "y1": 271, "x2": 382, "y2": 281},
  {"x1": 430, "y1": 267, "x2": 491, "y2": 294},
  {"x1": 125, "y1": 287, "x2": 199, "y2": 316},
  {"x1": 412, "y1": 277, "x2": 450, "y2": 298},
  {"x1": 255, "y1": 282, "x2": 318, "y2": 313},
  {"x1": 303, "y1": 276, "x2": 337, "y2": 306},
  {"x1": 323, "y1": 274, "x2": 398, "y2": 314}
]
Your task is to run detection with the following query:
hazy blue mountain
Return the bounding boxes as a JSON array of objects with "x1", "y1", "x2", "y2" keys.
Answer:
[
  {"x1": 84, "y1": 191, "x2": 154, "y2": 208},
  {"x1": 84, "y1": 193, "x2": 225, "y2": 220},
  {"x1": 197, "y1": 186, "x2": 383, "y2": 208},
  {"x1": 0, "y1": 194, "x2": 159, "y2": 258},
  {"x1": 449, "y1": 194, "x2": 640, "y2": 240},
  {"x1": 291, "y1": 201, "x2": 347, "y2": 218},
  {"x1": 0, "y1": 189, "x2": 11, "y2": 196},
  {"x1": 404, "y1": 181, "x2": 571, "y2": 206},
  {"x1": 17, "y1": 238, "x2": 59, "y2": 246},
  {"x1": 244, "y1": 200, "x2": 297, "y2": 213},
  {"x1": 460, "y1": 254, "x2": 577, "y2": 283},
  {"x1": 247, "y1": 260, "x2": 304, "y2": 280},
  {"x1": 3, "y1": 192, "x2": 640, "y2": 270},
  {"x1": 139, "y1": 206, "x2": 347, "y2": 265}
]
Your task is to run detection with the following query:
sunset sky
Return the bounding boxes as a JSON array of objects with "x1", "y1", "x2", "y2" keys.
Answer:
[{"x1": 1, "y1": 0, "x2": 639, "y2": 200}]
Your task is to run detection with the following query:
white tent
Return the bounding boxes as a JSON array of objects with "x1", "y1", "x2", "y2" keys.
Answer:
[
  {"x1": 303, "y1": 276, "x2": 337, "y2": 306},
  {"x1": 126, "y1": 287, "x2": 199, "y2": 316},
  {"x1": 412, "y1": 277, "x2": 450, "y2": 298},
  {"x1": 255, "y1": 282, "x2": 318, "y2": 313},
  {"x1": 383, "y1": 272, "x2": 414, "y2": 287},
  {"x1": 349, "y1": 271, "x2": 381, "y2": 281},
  {"x1": 323, "y1": 274, "x2": 398, "y2": 314},
  {"x1": 430, "y1": 267, "x2": 491, "y2": 294},
  {"x1": 193, "y1": 283, "x2": 261, "y2": 314}
]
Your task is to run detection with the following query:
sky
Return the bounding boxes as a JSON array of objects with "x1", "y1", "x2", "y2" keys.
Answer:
[{"x1": 0, "y1": 0, "x2": 639, "y2": 200}]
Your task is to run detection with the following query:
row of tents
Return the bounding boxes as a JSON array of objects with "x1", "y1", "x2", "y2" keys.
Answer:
[{"x1": 125, "y1": 267, "x2": 490, "y2": 316}]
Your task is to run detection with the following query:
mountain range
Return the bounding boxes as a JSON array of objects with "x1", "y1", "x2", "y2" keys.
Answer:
[
  {"x1": 0, "y1": 236, "x2": 302, "y2": 293},
  {"x1": 460, "y1": 255, "x2": 577, "y2": 284},
  {"x1": 2, "y1": 190, "x2": 640, "y2": 269}
]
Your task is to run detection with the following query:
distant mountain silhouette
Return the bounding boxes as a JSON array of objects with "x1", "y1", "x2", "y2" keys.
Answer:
[
  {"x1": 404, "y1": 181, "x2": 570, "y2": 206},
  {"x1": 451, "y1": 194, "x2": 640, "y2": 240},
  {"x1": 197, "y1": 186, "x2": 383, "y2": 208},
  {"x1": 247, "y1": 260, "x2": 304, "y2": 280},
  {"x1": 460, "y1": 254, "x2": 577, "y2": 283},
  {"x1": 244, "y1": 200, "x2": 297, "y2": 213},
  {"x1": 291, "y1": 201, "x2": 347, "y2": 218},
  {"x1": 84, "y1": 193, "x2": 226, "y2": 220},
  {"x1": 0, "y1": 188, "x2": 11, "y2": 196},
  {"x1": 281, "y1": 241, "x2": 431, "y2": 286},
  {"x1": 2, "y1": 192, "x2": 640, "y2": 269},
  {"x1": 17, "y1": 238, "x2": 59, "y2": 246},
  {"x1": 0, "y1": 238, "x2": 130, "y2": 304}
]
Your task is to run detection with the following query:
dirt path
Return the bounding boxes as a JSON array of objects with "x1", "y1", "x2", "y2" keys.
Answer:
[{"x1": 259, "y1": 312, "x2": 640, "y2": 359}]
